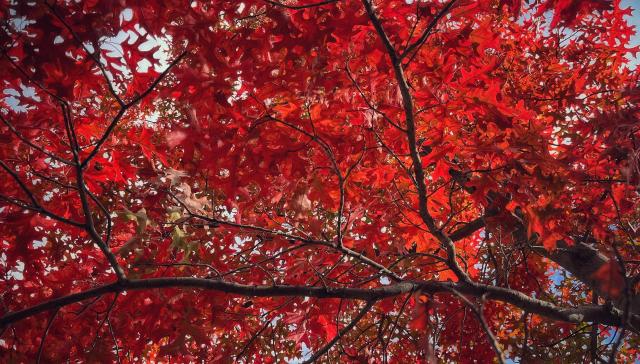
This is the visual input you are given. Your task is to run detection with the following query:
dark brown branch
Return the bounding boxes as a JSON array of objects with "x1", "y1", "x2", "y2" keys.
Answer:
[
  {"x1": 59, "y1": 99, "x2": 125, "y2": 280},
  {"x1": 81, "y1": 51, "x2": 188, "y2": 169},
  {"x1": 361, "y1": 0, "x2": 399, "y2": 64},
  {"x1": 262, "y1": 0, "x2": 338, "y2": 10},
  {"x1": 0, "y1": 161, "x2": 84, "y2": 227},
  {"x1": 0, "y1": 159, "x2": 40, "y2": 206},
  {"x1": 1, "y1": 50, "x2": 68, "y2": 104},
  {"x1": 35, "y1": 308, "x2": 59, "y2": 364},
  {"x1": 590, "y1": 291, "x2": 600, "y2": 363},
  {"x1": 0, "y1": 193, "x2": 84, "y2": 228},
  {"x1": 1, "y1": 278, "x2": 637, "y2": 331},
  {"x1": 27, "y1": 166, "x2": 77, "y2": 190},
  {"x1": 448, "y1": 215, "x2": 489, "y2": 242},
  {"x1": 400, "y1": 0, "x2": 458, "y2": 63},
  {"x1": 345, "y1": 62, "x2": 406, "y2": 132},
  {"x1": 447, "y1": 168, "x2": 640, "y2": 316},
  {"x1": 75, "y1": 166, "x2": 126, "y2": 280},
  {"x1": 362, "y1": 0, "x2": 468, "y2": 281},
  {"x1": 446, "y1": 288, "x2": 506, "y2": 364},
  {"x1": 170, "y1": 191, "x2": 403, "y2": 281},
  {"x1": 107, "y1": 317, "x2": 120, "y2": 364},
  {"x1": 255, "y1": 112, "x2": 350, "y2": 248},
  {"x1": 0, "y1": 114, "x2": 74, "y2": 165},
  {"x1": 235, "y1": 320, "x2": 271, "y2": 360},
  {"x1": 87, "y1": 293, "x2": 119, "y2": 354},
  {"x1": 382, "y1": 292, "x2": 413, "y2": 352},
  {"x1": 86, "y1": 189, "x2": 112, "y2": 246},
  {"x1": 45, "y1": 2, "x2": 126, "y2": 107}
]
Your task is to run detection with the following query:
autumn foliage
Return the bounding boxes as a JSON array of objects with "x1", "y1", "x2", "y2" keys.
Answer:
[{"x1": 1, "y1": 0, "x2": 640, "y2": 362}]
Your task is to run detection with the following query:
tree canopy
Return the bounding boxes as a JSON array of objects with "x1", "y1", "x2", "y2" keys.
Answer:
[{"x1": 1, "y1": 0, "x2": 639, "y2": 362}]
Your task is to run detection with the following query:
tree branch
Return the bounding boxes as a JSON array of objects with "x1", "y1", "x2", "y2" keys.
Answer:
[
  {"x1": 0, "y1": 161, "x2": 84, "y2": 227},
  {"x1": 170, "y1": 191, "x2": 403, "y2": 281},
  {"x1": 302, "y1": 300, "x2": 375, "y2": 363},
  {"x1": 81, "y1": 51, "x2": 188, "y2": 169},
  {"x1": 362, "y1": 0, "x2": 468, "y2": 281},
  {"x1": 1, "y1": 278, "x2": 637, "y2": 331},
  {"x1": 400, "y1": 0, "x2": 458, "y2": 63},
  {"x1": 262, "y1": 0, "x2": 339, "y2": 10},
  {"x1": 446, "y1": 288, "x2": 506, "y2": 364},
  {"x1": 0, "y1": 113, "x2": 74, "y2": 165},
  {"x1": 45, "y1": 2, "x2": 126, "y2": 107},
  {"x1": 35, "y1": 308, "x2": 59, "y2": 364}
]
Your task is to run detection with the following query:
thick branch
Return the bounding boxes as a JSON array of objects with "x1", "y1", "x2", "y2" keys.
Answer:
[
  {"x1": 60, "y1": 100, "x2": 125, "y2": 280},
  {"x1": 445, "y1": 190, "x2": 640, "y2": 316},
  {"x1": 362, "y1": 0, "x2": 467, "y2": 281},
  {"x1": 446, "y1": 168, "x2": 640, "y2": 315},
  {"x1": 1, "y1": 278, "x2": 637, "y2": 330}
]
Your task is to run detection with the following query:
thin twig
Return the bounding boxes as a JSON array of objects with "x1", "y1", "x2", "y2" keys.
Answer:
[
  {"x1": 302, "y1": 300, "x2": 375, "y2": 363},
  {"x1": 36, "y1": 308, "x2": 60, "y2": 364},
  {"x1": 262, "y1": 0, "x2": 338, "y2": 10},
  {"x1": 446, "y1": 289, "x2": 506, "y2": 364}
]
